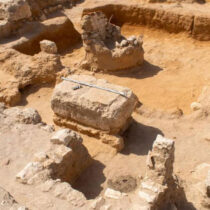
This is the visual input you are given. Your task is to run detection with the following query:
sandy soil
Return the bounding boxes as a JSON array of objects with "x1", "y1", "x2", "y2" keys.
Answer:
[
  {"x1": 13, "y1": 25, "x2": 210, "y2": 208},
  {"x1": 61, "y1": 25, "x2": 210, "y2": 114},
  {"x1": 0, "y1": 1, "x2": 210, "y2": 209}
]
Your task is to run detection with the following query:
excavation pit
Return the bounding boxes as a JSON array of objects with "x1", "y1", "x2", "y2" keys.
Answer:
[
  {"x1": 11, "y1": 16, "x2": 81, "y2": 55},
  {"x1": 107, "y1": 175, "x2": 137, "y2": 193}
]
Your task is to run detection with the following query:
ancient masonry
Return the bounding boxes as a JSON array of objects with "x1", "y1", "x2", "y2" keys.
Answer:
[
  {"x1": 91, "y1": 135, "x2": 185, "y2": 210},
  {"x1": 80, "y1": 12, "x2": 144, "y2": 71},
  {"x1": 16, "y1": 127, "x2": 92, "y2": 207},
  {"x1": 51, "y1": 74, "x2": 138, "y2": 151}
]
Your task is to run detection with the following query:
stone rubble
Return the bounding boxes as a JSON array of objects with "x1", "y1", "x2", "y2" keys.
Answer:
[{"x1": 16, "y1": 128, "x2": 92, "y2": 206}]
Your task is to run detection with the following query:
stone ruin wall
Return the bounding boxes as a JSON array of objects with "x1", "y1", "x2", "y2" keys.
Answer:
[{"x1": 80, "y1": 12, "x2": 144, "y2": 72}]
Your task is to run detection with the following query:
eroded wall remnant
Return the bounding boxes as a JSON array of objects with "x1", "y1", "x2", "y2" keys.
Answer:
[
  {"x1": 16, "y1": 127, "x2": 92, "y2": 207},
  {"x1": 0, "y1": 47, "x2": 62, "y2": 106},
  {"x1": 137, "y1": 135, "x2": 188, "y2": 209},
  {"x1": 80, "y1": 12, "x2": 144, "y2": 72}
]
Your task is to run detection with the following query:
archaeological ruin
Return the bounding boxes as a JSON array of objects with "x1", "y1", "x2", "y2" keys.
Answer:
[
  {"x1": 80, "y1": 11, "x2": 144, "y2": 72},
  {"x1": 0, "y1": 0, "x2": 210, "y2": 209}
]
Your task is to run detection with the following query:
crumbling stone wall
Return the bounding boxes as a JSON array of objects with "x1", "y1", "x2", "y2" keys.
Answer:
[
  {"x1": 16, "y1": 128, "x2": 91, "y2": 206},
  {"x1": 80, "y1": 12, "x2": 144, "y2": 72},
  {"x1": 16, "y1": 128, "x2": 92, "y2": 185},
  {"x1": 138, "y1": 135, "x2": 186, "y2": 210}
]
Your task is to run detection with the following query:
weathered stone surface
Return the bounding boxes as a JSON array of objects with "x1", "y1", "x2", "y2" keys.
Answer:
[
  {"x1": 0, "y1": 0, "x2": 31, "y2": 21},
  {"x1": 50, "y1": 128, "x2": 82, "y2": 146},
  {"x1": 51, "y1": 75, "x2": 138, "y2": 134},
  {"x1": 40, "y1": 40, "x2": 58, "y2": 54},
  {"x1": 90, "y1": 196, "x2": 105, "y2": 210},
  {"x1": 17, "y1": 128, "x2": 91, "y2": 185},
  {"x1": 136, "y1": 135, "x2": 185, "y2": 209},
  {"x1": 16, "y1": 162, "x2": 44, "y2": 184},
  {"x1": 81, "y1": 12, "x2": 144, "y2": 71},
  {"x1": 3, "y1": 107, "x2": 42, "y2": 124},
  {"x1": 146, "y1": 134, "x2": 174, "y2": 185},
  {"x1": 104, "y1": 188, "x2": 125, "y2": 199}
]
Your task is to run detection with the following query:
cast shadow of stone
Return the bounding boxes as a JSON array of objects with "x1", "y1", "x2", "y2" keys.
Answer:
[
  {"x1": 107, "y1": 60, "x2": 163, "y2": 80},
  {"x1": 72, "y1": 160, "x2": 106, "y2": 200},
  {"x1": 121, "y1": 119, "x2": 164, "y2": 156}
]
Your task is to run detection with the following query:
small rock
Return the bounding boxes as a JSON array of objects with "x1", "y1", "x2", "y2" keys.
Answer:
[
  {"x1": 16, "y1": 162, "x2": 43, "y2": 184},
  {"x1": 104, "y1": 188, "x2": 125, "y2": 199},
  {"x1": 101, "y1": 204, "x2": 112, "y2": 210},
  {"x1": 138, "y1": 190, "x2": 156, "y2": 204},
  {"x1": 50, "y1": 129, "x2": 82, "y2": 146},
  {"x1": 41, "y1": 124, "x2": 55, "y2": 133},
  {"x1": 40, "y1": 40, "x2": 57, "y2": 54},
  {"x1": 115, "y1": 41, "x2": 120, "y2": 48},
  {"x1": 120, "y1": 39, "x2": 129, "y2": 47},
  {"x1": 191, "y1": 102, "x2": 202, "y2": 111},
  {"x1": 90, "y1": 196, "x2": 105, "y2": 210}
]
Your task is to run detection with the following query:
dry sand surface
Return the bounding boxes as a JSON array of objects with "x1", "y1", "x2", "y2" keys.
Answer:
[{"x1": 0, "y1": 0, "x2": 210, "y2": 209}]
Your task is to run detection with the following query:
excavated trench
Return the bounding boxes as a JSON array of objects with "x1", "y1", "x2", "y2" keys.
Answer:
[
  {"x1": 82, "y1": 3, "x2": 210, "y2": 41},
  {"x1": 12, "y1": 16, "x2": 81, "y2": 55},
  {"x1": 2, "y1": 4, "x2": 210, "y2": 207}
]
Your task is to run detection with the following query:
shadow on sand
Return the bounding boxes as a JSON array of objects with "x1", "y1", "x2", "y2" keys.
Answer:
[
  {"x1": 107, "y1": 60, "x2": 163, "y2": 80},
  {"x1": 72, "y1": 160, "x2": 106, "y2": 200},
  {"x1": 122, "y1": 119, "x2": 164, "y2": 156}
]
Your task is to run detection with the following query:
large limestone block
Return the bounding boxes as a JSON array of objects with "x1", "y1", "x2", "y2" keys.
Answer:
[{"x1": 51, "y1": 75, "x2": 138, "y2": 134}]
